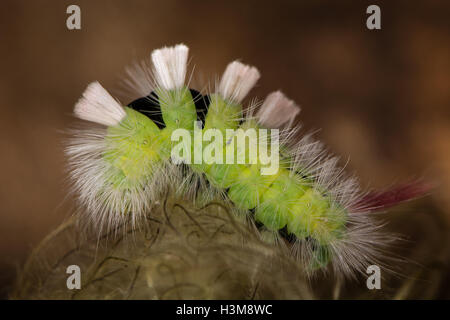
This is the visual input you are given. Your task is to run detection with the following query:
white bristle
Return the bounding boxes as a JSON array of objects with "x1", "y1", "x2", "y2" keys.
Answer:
[
  {"x1": 256, "y1": 91, "x2": 300, "y2": 128},
  {"x1": 74, "y1": 82, "x2": 126, "y2": 126},
  {"x1": 218, "y1": 61, "x2": 260, "y2": 103},
  {"x1": 151, "y1": 44, "x2": 189, "y2": 90}
]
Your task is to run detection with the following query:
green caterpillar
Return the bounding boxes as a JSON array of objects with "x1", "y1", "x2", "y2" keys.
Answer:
[{"x1": 68, "y1": 44, "x2": 396, "y2": 276}]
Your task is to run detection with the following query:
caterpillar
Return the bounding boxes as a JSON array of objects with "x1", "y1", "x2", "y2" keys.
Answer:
[{"x1": 67, "y1": 44, "x2": 429, "y2": 277}]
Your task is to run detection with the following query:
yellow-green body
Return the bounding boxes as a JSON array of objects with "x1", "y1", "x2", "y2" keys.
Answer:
[{"x1": 103, "y1": 87, "x2": 347, "y2": 266}]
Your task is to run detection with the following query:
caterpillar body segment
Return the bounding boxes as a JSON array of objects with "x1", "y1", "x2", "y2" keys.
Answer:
[
  {"x1": 68, "y1": 103, "x2": 165, "y2": 230},
  {"x1": 103, "y1": 107, "x2": 162, "y2": 185}
]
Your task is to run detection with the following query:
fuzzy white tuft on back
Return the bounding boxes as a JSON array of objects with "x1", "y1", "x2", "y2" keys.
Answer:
[
  {"x1": 256, "y1": 91, "x2": 300, "y2": 128},
  {"x1": 151, "y1": 44, "x2": 189, "y2": 90},
  {"x1": 218, "y1": 61, "x2": 260, "y2": 103},
  {"x1": 74, "y1": 82, "x2": 126, "y2": 126}
]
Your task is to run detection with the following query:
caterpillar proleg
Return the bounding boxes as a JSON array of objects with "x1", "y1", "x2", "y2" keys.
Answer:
[{"x1": 67, "y1": 44, "x2": 429, "y2": 277}]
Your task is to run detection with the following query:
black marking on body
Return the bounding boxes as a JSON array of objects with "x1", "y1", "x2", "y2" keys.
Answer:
[
  {"x1": 128, "y1": 89, "x2": 210, "y2": 129},
  {"x1": 128, "y1": 91, "x2": 165, "y2": 129}
]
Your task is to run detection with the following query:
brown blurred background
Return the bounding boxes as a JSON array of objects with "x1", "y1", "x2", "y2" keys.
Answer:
[{"x1": 0, "y1": 0, "x2": 449, "y2": 298}]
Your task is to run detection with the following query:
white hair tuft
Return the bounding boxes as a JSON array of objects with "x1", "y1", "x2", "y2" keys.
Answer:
[
  {"x1": 256, "y1": 91, "x2": 300, "y2": 128},
  {"x1": 218, "y1": 61, "x2": 260, "y2": 103},
  {"x1": 74, "y1": 82, "x2": 126, "y2": 126},
  {"x1": 151, "y1": 44, "x2": 189, "y2": 90}
]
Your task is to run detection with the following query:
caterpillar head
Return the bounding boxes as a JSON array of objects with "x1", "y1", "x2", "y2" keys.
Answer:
[{"x1": 68, "y1": 82, "x2": 163, "y2": 231}]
